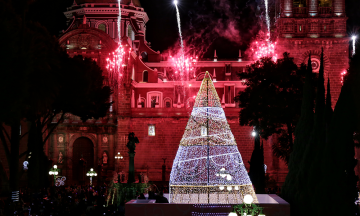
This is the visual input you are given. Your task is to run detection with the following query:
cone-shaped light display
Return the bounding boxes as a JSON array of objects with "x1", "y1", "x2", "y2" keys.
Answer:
[{"x1": 169, "y1": 72, "x2": 257, "y2": 204}]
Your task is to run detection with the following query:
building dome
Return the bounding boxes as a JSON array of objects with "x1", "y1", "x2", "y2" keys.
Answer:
[{"x1": 75, "y1": 0, "x2": 141, "y2": 7}]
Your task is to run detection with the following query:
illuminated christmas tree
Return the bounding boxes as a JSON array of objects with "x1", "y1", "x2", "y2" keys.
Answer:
[{"x1": 169, "y1": 71, "x2": 257, "y2": 204}]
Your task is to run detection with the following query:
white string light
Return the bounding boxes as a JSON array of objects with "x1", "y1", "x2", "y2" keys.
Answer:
[{"x1": 170, "y1": 72, "x2": 257, "y2": 204}]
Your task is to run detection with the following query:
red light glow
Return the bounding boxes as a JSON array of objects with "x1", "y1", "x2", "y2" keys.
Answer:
[
  {"x1": 170, "y1": 51, "x2": 197, "y2": 81},
  {"x1": 341, "y1": 70, "x2": 347, "y2": 84},
  {"x1": 106, "y1": 43, "x2": 126, "y2": 86},
  {"x1": 248, "y1": 31, "x2": 278, "y2": 61}
]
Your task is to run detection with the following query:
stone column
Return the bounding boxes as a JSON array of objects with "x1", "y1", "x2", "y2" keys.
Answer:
[
  {"x1": 308, "y1": 0, "x2": 319, "y2": 17},
  {"x1": 333, "y1": 0, "x2": 345, "y2": 17},
  {"x1": 127, "y1": 152, "x2": 135, "y2": 183},
  {"x1": 281, "y1": 0, "x2": 293, "y2": 17}
]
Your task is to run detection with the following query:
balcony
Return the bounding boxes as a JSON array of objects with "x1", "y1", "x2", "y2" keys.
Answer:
[
  {"x1": 291, "y1": 7, "x2": 332, "y2": 18},
  {"x1": 319, "y1": 7, "x2": 332, "y2": 17},
  {"x1": 293, "y1": 7, "x2": 307, "y2": 18}
]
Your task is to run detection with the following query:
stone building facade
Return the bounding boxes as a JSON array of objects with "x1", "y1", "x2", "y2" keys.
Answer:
[{"x1": 44, "y1": 0, "x2": 348, "y2": 186}]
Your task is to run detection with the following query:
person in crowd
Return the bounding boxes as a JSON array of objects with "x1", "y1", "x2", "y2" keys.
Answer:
[
  {"x1": 138, "y1": 193, "x2": 146, "y2": 199},
  {"x1": 155, "y1": 191, "x2": 169, "y2": 203}
]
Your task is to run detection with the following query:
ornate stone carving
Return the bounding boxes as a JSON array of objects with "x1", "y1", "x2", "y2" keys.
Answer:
[
  {"x1": 77, "y1": 34, "x2": 91, "y2": 49},
  {"x1": 58, "y1": 134, "x2": 65, "y2": 146},
  {"x1": 102, "y1": 134, "x2": 109, "y2": 146}
]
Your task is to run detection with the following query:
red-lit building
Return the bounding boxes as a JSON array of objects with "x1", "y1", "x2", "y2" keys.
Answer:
[{"x1": 46, "y1": 0, "x2": 348, "y2": 186}]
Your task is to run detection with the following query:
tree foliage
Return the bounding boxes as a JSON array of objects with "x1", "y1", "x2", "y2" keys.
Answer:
[
  {"x1": 0, "y1": 0, "x2": 111, "y2": 193},
  {"x1": 235, "y1": 52, "x2": 316, "y2": 163},
  {"x1": 248, "y1": 134, "x2": 265, "y2": 194},
  {"x1": 281, "y1": 54, "x2": 314, "y2": 213},
  {"x1": 282, "y1": 50, "x2": 359, "y2": 216}
]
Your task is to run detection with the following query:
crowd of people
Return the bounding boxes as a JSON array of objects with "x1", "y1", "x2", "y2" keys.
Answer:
[
  {"x1": 0, "y1": 185, "x2": 124, "y2": 216},
  {"x1": 0, "y1": 183, "x2": 170, "y2": 216}
]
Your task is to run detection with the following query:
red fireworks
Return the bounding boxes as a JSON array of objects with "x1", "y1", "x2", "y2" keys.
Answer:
[
  {"x1": 170, "y1": 52, "x2": 197, "y2": 80},
  {"x1": 106, "y1": 43, "x2": 129, "y2": 86},
  {"x1": 249, "y1": 31, "x2": 278, "y2": 61}
]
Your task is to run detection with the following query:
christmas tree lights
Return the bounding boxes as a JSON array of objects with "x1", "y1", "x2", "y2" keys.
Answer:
[{"x1": 169, "y1": 72, "x2": 257, "y2": 204}]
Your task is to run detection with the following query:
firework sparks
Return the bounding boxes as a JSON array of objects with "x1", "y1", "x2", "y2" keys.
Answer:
[
  {"x1": 249, "y1": 31, "x2": 278, "y2": 61},
  {"x1": 106, "y1": 0, "x2": 128, "y2": 87},
  {"x1": 170, "y1": 52, "x2": 197, "y2": 81}
]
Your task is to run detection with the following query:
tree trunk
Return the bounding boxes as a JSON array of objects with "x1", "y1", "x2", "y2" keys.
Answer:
[
  {"x1": 9, "y1": 122, "x2": 20, "y2": 196},
  {"x1": 0, "y1": 160, "x2": 10, "y2": 195},
  {"x1": 28, "y1": 121, "x2": 50, "y2": 190},
  {"x1": 287, "y1": 122, "x2": 293, "y2": 155}
]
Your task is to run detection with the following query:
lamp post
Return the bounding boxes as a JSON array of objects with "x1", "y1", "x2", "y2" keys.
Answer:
[
  {"x1": 86, "y1": 168, "x2": 97, "y2": 186},
  {"x1": 352, "y1": 35, "x2": 357, "y2": 56},
  {"x1": 49, "y1": 165, "x2": 59, "y2": 186},
  {"x1": 114, "y1": 152, "x2": 124, "y2": 172}
]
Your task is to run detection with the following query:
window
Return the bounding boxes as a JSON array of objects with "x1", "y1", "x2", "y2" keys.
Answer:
[
  {"x1": 151, "y1": 96, "x2": 158, "y2": 108},
  {"x1": 143, "y1": 71, "x2": 148, "y2": 83},
  {"x1": 98, "y1": 24, "x2": 106, "y2": 32},
  {"x1": 319, "y1": 0, "x2": 332, "y2": 7},
  {"x1": 225, "y1": 64, "x2": 231, "y2": 74},
  {"x1": 141, "y1": 52, "x2": 148, "y2": 62},
  {"x1": 147, "y1": 92, "x2": 163, "y2": 108},
  {"x1": 201, "y1": 126, "x2": 207, "y2": 136},
  {"x1": 166, "y1": 101, "x2": 171, "y2": 108},
  {"x1": 137, "y1": 96, "x2": 146, "y2": 108},
  {"x1": 309, "y1": 22, "x2": 318, "y2": 32},
  {"x1": 148, "y1": 125, "x2": 155, "y2": 136},
  {"x1": 283, "y1": 22, "x2": 294, "y2": 33},
  {"x1": 299, "y1": 25, "x2": 302, "y2": 32},
  {"x1": 164, "y1": 97, "x2": 172, "y2": 108},
  {"x1": 224, "y1": 85, "x2": 235, "y2": 106}
]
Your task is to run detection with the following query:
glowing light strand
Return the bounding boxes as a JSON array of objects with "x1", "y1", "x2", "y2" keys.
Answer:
[
  {"x1": 264, "y1": 0, "x2": 270, "y2": 36},
  {"x1": 174, "y1": 2, "x2": 184, "y2": 57},
  {"x1": 169, "y1": 72, "x2": 257, "y2": 204},
  {"x1": 118, "y1": 0, "x2": 121, "y2": 41},
  {"x1": 352, "y1": 36, "x2": 357, "y2": 56}
]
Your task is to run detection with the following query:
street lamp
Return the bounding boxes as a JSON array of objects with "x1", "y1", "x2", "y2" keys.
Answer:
[
  {"x1": 228, "y1": 194, "x2": 266, "y2": 216},
  {"x1": 86, "y1": 168, "x2": 97, "y2": 186},
  {"x1": 49, "y1": 165, "x2": 59, "y2": 186},
  {"x1": 115, "y1": 152, "x2": 124, "y2": 172},
  {"x1": 352, "y1": 35, "x2": 357, "y2": 56}
]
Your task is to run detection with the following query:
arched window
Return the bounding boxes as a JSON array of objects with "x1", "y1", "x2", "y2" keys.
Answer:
[
  {"x1": 98, "y1": 23, "x2": 106, "y2": 32},
  {"x1": 143, "y1": 71, "x2": 148, "y2": 83},
  {"x1": 164, "y1": 97, "x2": 172, "y2": 108},
  {"x1": 128, "y1": 25, "x2": 135, "y2": 41},
  {"x1": 137, "y1": 97, "x2": 146, "y2": 108},
  {"x1": 141, "y1": 52, "x2": 148, "y2": 62}
]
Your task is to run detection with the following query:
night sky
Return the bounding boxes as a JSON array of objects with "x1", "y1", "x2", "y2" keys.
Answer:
[{"x1": 27, "y1": 0, "x2": 360, "y2": 59}]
